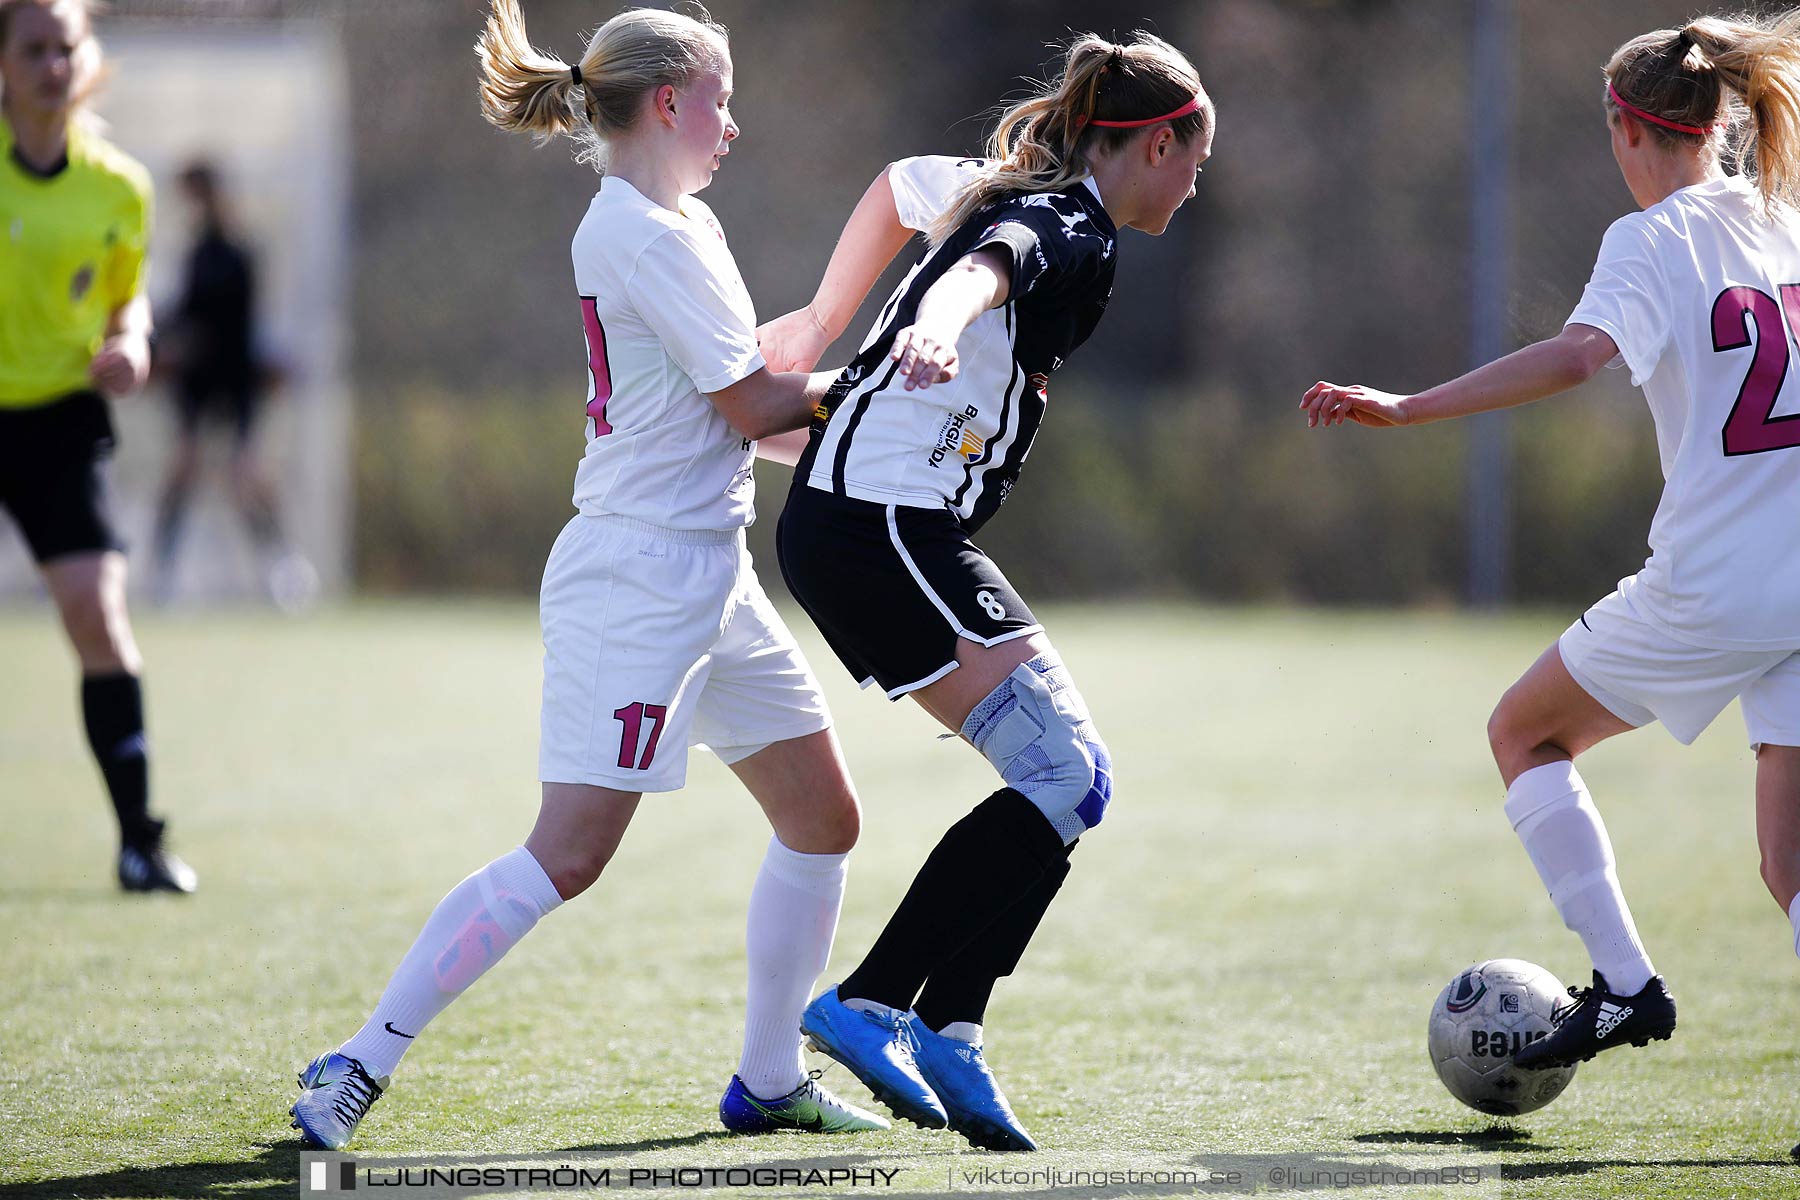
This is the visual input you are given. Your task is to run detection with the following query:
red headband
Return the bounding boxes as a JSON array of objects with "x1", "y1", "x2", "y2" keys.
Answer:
[
  {"x1": 1607, "y1": 82, "x2": 1716, "y2": 136},
  {"x1": 1078, "y1": 95, "x2": 1204, "y2": 130}
]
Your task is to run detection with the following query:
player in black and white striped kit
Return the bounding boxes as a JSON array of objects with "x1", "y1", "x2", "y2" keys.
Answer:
[{"x1": 761, "y1": 33, "x2": 1214, "y2": 1150}]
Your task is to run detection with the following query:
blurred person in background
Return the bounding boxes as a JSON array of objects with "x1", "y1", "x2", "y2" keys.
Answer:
[
  {"x1": 762, "y1": 32, "x2": 1212, "y2": 1151},
  {"x1": 0, "y1": 0, "x2": 194, "y2": 893},
  {"x1": 290, "y1": 0, "x2": 882, "y2": 1151},
  {"x1": 151, "y1": 158, "x2": 316, "y2": 611},
  {"x1": 1303, "y1": 10, "x2": 1800, "y2": 1103}
]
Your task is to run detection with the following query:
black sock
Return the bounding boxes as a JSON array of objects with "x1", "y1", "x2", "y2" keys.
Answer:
[
  {"x1": 80, "y1": 672, "x2": 156, "y2": 846},
  {"x1": 839, "y1": 788, "x2": 1064, "y2": 1011},
  {"x1": 912, "y1": 843, "x2": 1074, "y2": 1032}
]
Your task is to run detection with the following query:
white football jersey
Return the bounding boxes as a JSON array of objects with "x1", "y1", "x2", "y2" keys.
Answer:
[
  {"x1": 568, "y1": 176, "x2": 764, "y2": 530},
  {"x1": 1567, "y1": 175, "x2": 1800, "y2": 649}
]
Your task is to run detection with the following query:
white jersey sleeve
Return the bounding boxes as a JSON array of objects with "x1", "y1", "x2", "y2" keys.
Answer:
[
  {"x1": 629, "y1": 224, "x2": 766, "y2": 393},
  {"x1": 888, "y1": 155, "x2": 985, "y2": 232},
  {"x1": 1565, "y1": 214, "x2": 1673, "y2": 386}
]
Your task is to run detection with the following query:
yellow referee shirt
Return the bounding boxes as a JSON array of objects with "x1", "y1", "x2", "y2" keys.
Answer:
[{"x1": 0, "y1": 119, "x2": 151, "y2": 409}]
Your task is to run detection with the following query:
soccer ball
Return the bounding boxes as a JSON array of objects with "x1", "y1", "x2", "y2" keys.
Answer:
[{"x1": 1427, "y1": 958, "x2": 1577, "y2": 1116}]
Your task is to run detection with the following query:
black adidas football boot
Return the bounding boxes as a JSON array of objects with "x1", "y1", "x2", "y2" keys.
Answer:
[{"x1": 1514, "y1": 970, "x2": 1676, "y2": 1070}]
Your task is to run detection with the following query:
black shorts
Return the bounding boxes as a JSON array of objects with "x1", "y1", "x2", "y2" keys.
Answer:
[
  {"x1": 0, "y1": 391, "x2": 124, "y2": 564},
  {"x1": 175, "y1": 366, "x2": 261, "y2": 441},
  {"x1": 777, "y1": 482, "x2": 1041, "y2": 698}
]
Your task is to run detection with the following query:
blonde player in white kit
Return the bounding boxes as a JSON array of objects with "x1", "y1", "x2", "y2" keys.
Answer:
[
  {"x1": 1303, "y1": 11, "x2": 1800, "y2": 1083},
  {"x1": 290, "y1": 1, "x2": 887, "y2": 1149}
]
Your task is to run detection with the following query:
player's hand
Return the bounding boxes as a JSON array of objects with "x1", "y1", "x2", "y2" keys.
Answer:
[
  {"x1": 889, "y1": 324, "x2": 959, "y2": 391},
  {"x1": 1301, "y1": 381, "x2": 1410, "y2": 428},
  {"x1": 89, "y1": 333, "x2": 151, "y2": 396},
  {"x1": 756, "y1": 306, "x2": 832, "y2": 373}
]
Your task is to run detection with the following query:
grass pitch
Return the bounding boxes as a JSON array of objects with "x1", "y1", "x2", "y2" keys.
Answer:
[{"x1": 1, "y1": 601, "x2": 1795, "y2": 1199}]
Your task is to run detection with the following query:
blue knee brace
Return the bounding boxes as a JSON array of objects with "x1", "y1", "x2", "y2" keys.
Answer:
[{"x1": 960, "y1": 653, "x2": 1112, "y2": 844}]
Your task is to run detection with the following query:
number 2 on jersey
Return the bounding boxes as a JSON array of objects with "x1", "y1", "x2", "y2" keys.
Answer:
[
  {"x1": 581, "y1": 296, "x2": 614, "y2": 436},
  {"x1": 613, "y1": 702, "x2": 668, "y2": 771},
  {"x1": 1715, "y1": 283, "x2": 1800, "y2": 456}
]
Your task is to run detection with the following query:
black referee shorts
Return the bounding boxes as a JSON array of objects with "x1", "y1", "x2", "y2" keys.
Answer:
[
  {"x1": 0, "y1": 391, "x2": 125, "y2": 564},
  {"x1": 777, "y1": 482, "x2": 1041, "y2": 699}
]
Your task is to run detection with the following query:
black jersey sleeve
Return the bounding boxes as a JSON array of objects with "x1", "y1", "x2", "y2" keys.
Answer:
[{"x1": 969, "y1": 192, "x2": 1113, "y2": 309}]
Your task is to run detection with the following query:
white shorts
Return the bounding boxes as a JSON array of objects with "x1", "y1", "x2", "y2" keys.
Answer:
[
  {"x1": 538, "y1": 514, "x2": 831, "y2": 791},
  {"x1": 1558, "y1": 587, "x2": 1800, "y2": 749}
]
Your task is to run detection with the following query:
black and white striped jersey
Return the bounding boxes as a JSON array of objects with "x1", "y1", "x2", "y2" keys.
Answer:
[{"x1": 798, "y1": 155, "x2": 1118, "y2": 533}]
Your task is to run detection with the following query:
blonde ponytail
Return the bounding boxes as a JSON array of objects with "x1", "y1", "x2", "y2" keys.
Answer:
[
  {"x1": 1684, "y1": 11, "x2": 1800, "y2": 213},
  {"x1": 1606, "y1": 9, "x2": 1800, "y2": 213},
  {"x1": 476, "y1": 0, "x2": 728, "y2": 172},
  {"x1": 927, "y1": 31, "x2": 1211, "y2": 247}
]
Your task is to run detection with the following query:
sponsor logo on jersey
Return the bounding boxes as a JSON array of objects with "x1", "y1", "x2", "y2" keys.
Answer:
[
  {"x1": 1594, "y1": 1001, "x2": 1632, "y2": 1039},
  {"x1": 1027, "y1": 372, "x2": 1050, "y2": 401},
  {"x1": 929, "y1": 404, "x2": 981, "y2": 469}
]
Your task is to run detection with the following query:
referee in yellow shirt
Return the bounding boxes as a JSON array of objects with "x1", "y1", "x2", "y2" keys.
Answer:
[{"x1": 2, "y1": 0, "x2": 194, "y2": 892}]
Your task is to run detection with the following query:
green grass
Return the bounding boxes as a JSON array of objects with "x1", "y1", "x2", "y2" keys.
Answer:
[{"x1": 1, "y1": 602, "x2": 1795, "y2": 1199}]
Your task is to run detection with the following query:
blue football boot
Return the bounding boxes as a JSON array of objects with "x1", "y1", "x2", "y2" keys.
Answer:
[
  {"x1": 290, "y1": 1052, "x2": 387, "y2": 1150},
  {"x1": 800, "y1": 987, "x2": 946, "y2": 1128},
  {"x1": 719, "y1": 1072, "x2": 890, "y2": 1134},
  {"x1": 906, "y1": 1017, "x2": 1038, "y2": 1151}
]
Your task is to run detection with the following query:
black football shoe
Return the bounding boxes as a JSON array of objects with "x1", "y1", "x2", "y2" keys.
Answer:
[
  {"x1": 117, "y1": 819, "x2": 198, "y2": 894},
  {"x1": 1513, "y1": 971, "x2": 1676, "y2": 1070}
]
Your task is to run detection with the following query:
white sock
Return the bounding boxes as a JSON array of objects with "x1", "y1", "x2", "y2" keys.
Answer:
[
  {"x1": 338, "y1": 846, "x2": 562, "y2": 1078},
  {"x1": 1787, "y1": 892, "x2": 1800, "y2": 960},
  {"x1": 1504, "y1": 762, "x2": 1655, "y2": 995},
  {"x1": 933, "y1": 1020, "x2": 982, "y2": 1046},
  {"x1": 736, "y1": 837, "x2": 848, "y2": 1099}
]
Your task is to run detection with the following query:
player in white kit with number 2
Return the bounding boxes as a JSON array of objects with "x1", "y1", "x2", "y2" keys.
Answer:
[
  {"x1": 290, "y1": 1, "x2": 885, "y2": 1149},
  {"x1": 1303, "y1": 11, "x2": 1800, "y2": 1096}
]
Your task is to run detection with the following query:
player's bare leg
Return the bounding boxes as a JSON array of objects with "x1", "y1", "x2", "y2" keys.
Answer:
[
  {"x1": 731, "y1": 729, "x2": 859, "y2": 854},
  {"x1": 294, "y1": 784, "x2": 632, "y2": 1149},
  {"x1": 1759, "y1": 744, "x2": 1800, "y2": 1162},
  {"x1": 523, "y1": 782, "x2": 640, "y2": 898},
  {"x1": 714, "y1": 732, "x2": 886, "y2": 1134},
  {"x1": 43, "y1": 551, "x2": 193, "y2": 892},
  {"x1": 229, "y1": 440, "x2": 317, "y2": 612},
  {"x1": 44, "y1": 550, "x2": 140, "y2": 674},
  {"x1": 1755, "y1": 743, "x2": 1800, "y2": 937},
  {"x1": 1491, "y1": 643, "x2": 1675, "y2": 1069},
  {"x1": 151, "y1": 433, "x2": 202, "y2": 600}
]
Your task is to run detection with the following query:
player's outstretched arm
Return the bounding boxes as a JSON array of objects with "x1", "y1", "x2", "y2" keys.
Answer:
[
  {"x1": 758, "y1": 167, "x2": 914, "y2": 372},
  {"x1": 890, "y1": 247, "x2": 1012, "y2": 392},
  {"x1": 707, "y1": 368, "x2": 839, "y2": 442},
  {"x1": 1302, "y1": 324, "x2": 1620, "y2": 429}
]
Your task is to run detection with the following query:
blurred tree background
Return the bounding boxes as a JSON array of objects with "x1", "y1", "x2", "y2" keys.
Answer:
[{"x1": 110, "y1": 0, "x2": 1780, "y2": 602}]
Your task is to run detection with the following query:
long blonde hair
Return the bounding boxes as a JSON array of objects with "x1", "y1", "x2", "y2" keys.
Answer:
[
  {"x1": 475, "y1": 0, "x2": 727, "y2": 172},
  {"x1": 0, "y1": 0, "x2": 105, "y2": 113},
  {"x1": 927, "y1": 32, "x2": 1211, "y2": 247},
  {"x1": 1606, "y1": 9, "x2": 1800, "y2": 212}
]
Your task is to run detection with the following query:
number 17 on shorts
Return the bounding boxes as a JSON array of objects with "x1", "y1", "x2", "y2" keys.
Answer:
[{"x1": 613, "y1": 701, "x2": 668, "y2": 771}]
